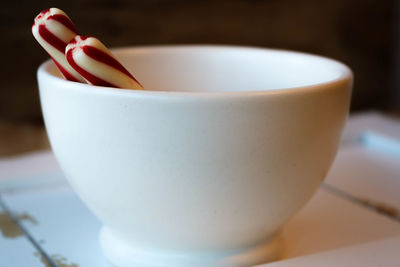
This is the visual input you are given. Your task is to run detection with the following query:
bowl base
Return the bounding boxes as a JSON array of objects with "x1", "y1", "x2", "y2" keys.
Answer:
[{"x1": 99, "y1": 226, "x2": 283, "y2": 267}]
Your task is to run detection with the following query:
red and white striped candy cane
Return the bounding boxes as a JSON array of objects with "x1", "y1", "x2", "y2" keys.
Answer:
[
  {"x1": 66, "y1": 35, "x2": 143, "y2": 89},
  {"x1": 32, "y1": 8, "x2": 85, "y2": 82}
]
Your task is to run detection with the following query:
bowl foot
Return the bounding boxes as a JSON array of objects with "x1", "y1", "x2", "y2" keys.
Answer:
[{"x1": 100, "y1": 226, "x2": 283, "y2": 267}]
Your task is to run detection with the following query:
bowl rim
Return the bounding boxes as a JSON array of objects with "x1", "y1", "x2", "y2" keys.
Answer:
[{"x1": 37, "y1": 44, "x2": 353, "y2": 98}]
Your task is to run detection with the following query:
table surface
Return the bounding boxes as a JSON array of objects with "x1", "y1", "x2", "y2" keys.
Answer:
[{"x1": 0, "y1": 111, "x2": 399, "y2": 267}]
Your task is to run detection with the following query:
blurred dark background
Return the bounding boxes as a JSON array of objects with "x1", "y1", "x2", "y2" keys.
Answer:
[{"x1": 1, "y1": 0, "x2": 399, "y2": 123}]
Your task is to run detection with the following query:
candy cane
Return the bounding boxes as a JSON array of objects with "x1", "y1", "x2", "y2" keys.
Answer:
[
  {"x1": 32, "y1": 8, "x2": 85, "y2": 82},
  {"x1": 66, "y1": 35, "x2": 143, "y2": 89}
]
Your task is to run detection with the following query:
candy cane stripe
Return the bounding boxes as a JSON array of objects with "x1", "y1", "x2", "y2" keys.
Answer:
[
  {"x1": 38, "y1": 24, "x2": 66, "y2": 53},
  {"x1": 66, "y1": 36, "x2": 143, "y2": 89},
  {"x1": 52, "y1": 57, "x2": 82, "y2": 82},
  {"x1": 48, "y1": 14, "x2": 77, "y2": 34},
  {"x1": 83, "y1": 46, "x2": 135, "y2": 80},
  {"x1": 66, "y1": 48, "x2": 118, "y2": 87},
  {"x1": 32, "y1": 8, "x2": 85, "y2": 82}
]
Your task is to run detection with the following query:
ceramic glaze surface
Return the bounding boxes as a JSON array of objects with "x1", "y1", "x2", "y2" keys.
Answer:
[{"x1": 38, "y1": 46, "x2": 352, "y2": 267}]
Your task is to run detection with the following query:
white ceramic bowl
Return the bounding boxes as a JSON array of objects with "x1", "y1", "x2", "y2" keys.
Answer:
[{"x1": 38, "y1": 45, "x2": 352, "y2": 267}]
